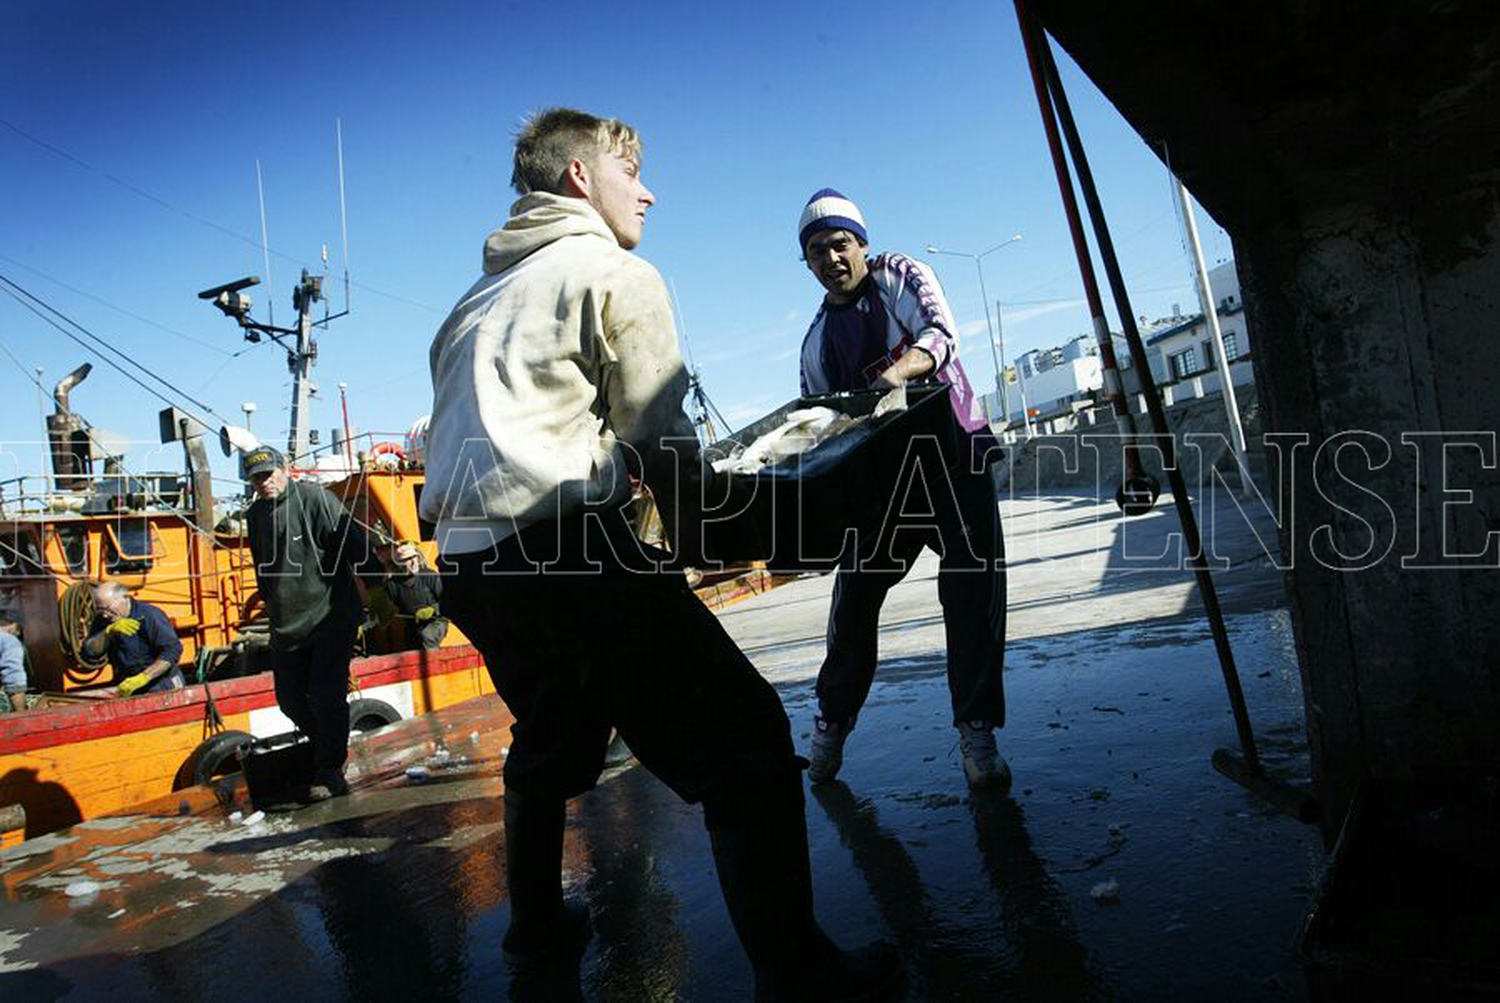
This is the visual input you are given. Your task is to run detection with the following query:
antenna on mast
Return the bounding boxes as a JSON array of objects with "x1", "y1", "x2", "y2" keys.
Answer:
[
  {"x1": 336, "y1": 118, "x2": 351, "y2": 314},
  {"x1": 669, "y1": 277, "x2": 695, "y2": 371},
  {"x1": 256, "y1": 160, "x2": 275, "y2": 327}
]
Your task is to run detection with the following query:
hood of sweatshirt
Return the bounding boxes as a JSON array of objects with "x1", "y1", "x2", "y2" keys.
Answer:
[{"x1": 482, "y1": 193, "x2": 619, "y2": 275}]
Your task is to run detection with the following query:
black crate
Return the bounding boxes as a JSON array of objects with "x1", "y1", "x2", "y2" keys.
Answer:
[
  {"x1": 236, "y1": 730, "x2": 315, "y2": 809},
  {"x1": 1298, "y1": 778, "x2": 1500, "y2": 1000},
  {"x1": 700, "y1": 383, "x2": 966, "y2": 571}
]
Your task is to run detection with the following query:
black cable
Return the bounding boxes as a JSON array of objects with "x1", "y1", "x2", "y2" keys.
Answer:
[
  {"x1": 0, "y1": 276, "x2": 225, "y2": 428},
  {"x1": 0, "y1": 337, "x2": 49, "y2": 396},
  {"x1": 0, "y1": 252, "x2": 235, "y2": 355},
  {"x1": 2, "y1": 117, "x2": 442, "y2": 315}
]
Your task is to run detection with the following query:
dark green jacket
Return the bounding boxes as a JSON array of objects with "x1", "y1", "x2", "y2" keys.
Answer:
[{"x1": 247, "y1": 479, "x2": 369, "y2": 649}]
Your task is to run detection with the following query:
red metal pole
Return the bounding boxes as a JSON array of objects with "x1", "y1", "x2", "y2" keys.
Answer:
[{"x1": 1012, "y1": 0, "x2": 1149, "y2": 509}]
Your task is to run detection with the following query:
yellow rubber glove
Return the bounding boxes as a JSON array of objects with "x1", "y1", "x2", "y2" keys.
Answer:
[
  {"x1": 414, "y1": 606, "x2": 437, "y2": 622},
  {"x1": 106, "y1": 617, "x2": 141, "y2": 637},
  {"x1": 117, "y1": 673, "x2": 150, "y2": 696}
]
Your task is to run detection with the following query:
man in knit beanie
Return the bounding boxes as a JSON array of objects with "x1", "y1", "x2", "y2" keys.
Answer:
[{"x1": 796, "y1": 188, "x2": 1011, "y2": 791}]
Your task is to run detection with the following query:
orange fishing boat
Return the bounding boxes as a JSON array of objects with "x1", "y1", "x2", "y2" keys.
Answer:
[
  {"x1": 0, "y1": 366, "x2": 779, "y2": 847},
  {"x1": 0, "y1": 370, "x2": 500, "y2": 846}
]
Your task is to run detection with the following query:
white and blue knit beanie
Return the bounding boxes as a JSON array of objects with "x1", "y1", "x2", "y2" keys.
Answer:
[{"x1": 798, "y1": 188, "x2": 867, "y2": 252}]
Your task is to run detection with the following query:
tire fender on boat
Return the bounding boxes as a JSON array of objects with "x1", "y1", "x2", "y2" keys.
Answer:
[
  {"x1": 347, "y1": 697, "x2": 402, "y2": 733},
  {"x1": 174, "y1": 730, "x2": 255, "y2": 790}
]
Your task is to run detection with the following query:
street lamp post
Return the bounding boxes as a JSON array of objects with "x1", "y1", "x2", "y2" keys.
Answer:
[{"x1": 926, "y1": 235, "x2": 1023, "y2": 430}]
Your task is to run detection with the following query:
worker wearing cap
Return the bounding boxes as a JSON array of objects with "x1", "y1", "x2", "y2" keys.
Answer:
[
  {"x1": 796, "y1": 188, "x2": 1010, "y2": 791},
  {"x1": 379, "y1": 540, "x2": 448, "y2": 650},
  {"x1": 244, "y1": 445, "x2": 370, "y2": 802},
  {"x1": 81, "y1": 582, "x2": 185, "y2": 697}
]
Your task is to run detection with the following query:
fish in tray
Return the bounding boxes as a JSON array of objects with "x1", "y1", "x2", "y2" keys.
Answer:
[{"x1": 711, "y1": 387, "x2": 907, "y2": 476}]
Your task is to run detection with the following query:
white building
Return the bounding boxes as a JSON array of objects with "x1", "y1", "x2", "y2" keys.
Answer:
[
  {"x1": 983, "y1": 332, "x2": 1132, "y2": 425},
  {"x1": 1143, "y1": 260, "x2": 1253, "y2": 384},
  {"x1": 980, "y1": 261, "x2": 1253, "y2": 431}
]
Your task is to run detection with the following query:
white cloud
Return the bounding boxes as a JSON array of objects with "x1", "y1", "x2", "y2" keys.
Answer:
[
  {"x1": 720, "y1": 394, "x2": 778, "y2": 426},
  {"x1": 1001, "y1": 299, "x2": 1083, "y2": 325}
]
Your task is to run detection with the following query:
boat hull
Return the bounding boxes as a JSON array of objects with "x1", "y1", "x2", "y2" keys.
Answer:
[{"x1": 0, "y1": 644, "x2": 494, "y2": 846}]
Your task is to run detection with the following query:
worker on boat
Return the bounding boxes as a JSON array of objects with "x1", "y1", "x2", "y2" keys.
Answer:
[
  {"x1": 420, "y1": 108, "x2": 898, "y2": 999},
  {"x1": 376, "y1": 539, "x2": 448, "y2": 650},
  {"x1": 0, "y1": 614, "x2": 27, "y2": 712},
  {"x1": 81, "y1": 582, "x2": 186, "y2": 696},
  {"x1": 243, "y1": 446, "x2": 370, "y2": 803},
  {"x1": 795, "y1": 189, "x2": 1010, "y2": 791}
]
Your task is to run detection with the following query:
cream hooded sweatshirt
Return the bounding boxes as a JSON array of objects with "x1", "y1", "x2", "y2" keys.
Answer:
[{"x1": 421, "y1": 193, "x2": 695, "y2": 553}]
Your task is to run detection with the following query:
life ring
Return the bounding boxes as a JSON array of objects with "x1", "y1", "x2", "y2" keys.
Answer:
[
  {"x1": 174, "y1": 730, "x2": 255, "y2": 790},
  {"x1": 347, "y1": 697, "x2": 402, "y2": 733},
  {"x1": 369, "y1": 442, "x2": 406, "y2": 460}
]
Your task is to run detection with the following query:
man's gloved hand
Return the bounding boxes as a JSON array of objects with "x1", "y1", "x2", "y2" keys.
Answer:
[
  {"x1": 116, "y1": 673, "x2": 150, "y2": 696},
  {"x1": 414, "y1": 606, "x2": 437, "y2": 622},
  {"x1": 106, "y1": 617, "x2": 141, "y2": 637}
]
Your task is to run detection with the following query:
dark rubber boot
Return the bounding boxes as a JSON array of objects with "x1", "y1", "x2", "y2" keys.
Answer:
[
  {"x1": 500, "y1": 792, "x2": 592, "y2": 975},
  {"x1": 706, "y1": 776, "x2": 901, "y2": 1002}
]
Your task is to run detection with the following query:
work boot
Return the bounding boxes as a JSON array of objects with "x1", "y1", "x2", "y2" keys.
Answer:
[
  {"x1": 305, "y1": 766, "x2": 351, "y2": 802},
  {"x1": 503, "y1": 899, "x2": 592, "y2": 971},
  {"x1": 956, "y1": 720, "x2": 1011, "y2": 791},
  {"x1": 807, "y1": 716, "x2": 853, "y2": 784},
  {"x1": 707, "y1": 773, "x2": 901, "y2": 1001},
  {"x1": 500, "y1": 792, "x2": 593, "y2": 975}
]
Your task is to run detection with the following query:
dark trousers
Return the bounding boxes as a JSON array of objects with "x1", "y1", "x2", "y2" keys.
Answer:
[
  {"x1": 271, "y1": 618, "x2": 355, "y2": 771},
  {"x1": 818, "y1": 464, "x2": 1007, "y2": 727},
  {"x1": 442, "y1": 512, "x2": 798, "y2": 804}
]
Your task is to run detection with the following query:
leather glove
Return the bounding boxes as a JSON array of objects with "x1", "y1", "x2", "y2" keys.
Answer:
[
  {"x1": 414, "y1": 606, "x2": 437, "y2": 622},
  {"x1": 117, "y1": 673, "x2": 150, "y2": 696},
  {"x1": 106, "y1": 617, "x2": 141, "y2": 637}
]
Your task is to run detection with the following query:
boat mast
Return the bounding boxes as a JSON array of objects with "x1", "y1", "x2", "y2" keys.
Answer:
[{"x1": 286, "y1": 270, "x2": 321, "y2": 461}]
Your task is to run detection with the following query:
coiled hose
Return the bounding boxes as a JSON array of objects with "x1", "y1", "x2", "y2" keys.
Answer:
[{"x1": 58, "y1": 582, "x2": 106, "y2": 670}]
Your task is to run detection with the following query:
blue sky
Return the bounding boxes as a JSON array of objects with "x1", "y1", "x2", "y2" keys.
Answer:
[{"x1": 0, "y1": 0, "x2": 1231, "y2": 489}]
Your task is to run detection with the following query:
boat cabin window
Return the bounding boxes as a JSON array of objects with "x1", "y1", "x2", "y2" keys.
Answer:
[
  {"x1": 0, "y1": 527, "x2": 45, "y2": 577},
  {"x1": 104, "y1": 520, "x2": 165, "y2": 575},
  {"x1": 53, "y1": 525, "x2": 89, "y2": 576}
]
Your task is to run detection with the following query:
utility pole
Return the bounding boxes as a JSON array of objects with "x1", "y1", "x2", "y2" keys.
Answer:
[
  {"x1": 1017, "y1": 362, "x2": 1036, "y2": 439},
  {"x1": 994, "y1": 299, "x2": 1011, "y2": 429},
  {"x1": 1175, "y1": 176, "x2": 1251, "y2": 496},
  {"x1": 926, "y1": 235, "x2": 1023, "y2": 431}
]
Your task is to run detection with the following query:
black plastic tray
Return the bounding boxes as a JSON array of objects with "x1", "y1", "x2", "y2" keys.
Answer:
[
  {"x1": 700, "y1": 382, "x2": 963, "y2": 571},
  {"x1": 237, "y1": 730, "x2": 315, "y2": 809}
]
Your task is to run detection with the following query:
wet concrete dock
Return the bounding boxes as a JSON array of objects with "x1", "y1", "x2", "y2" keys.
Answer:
[{"x1": 0, "y1": 492, "x2": 1322, "y2": 1000}]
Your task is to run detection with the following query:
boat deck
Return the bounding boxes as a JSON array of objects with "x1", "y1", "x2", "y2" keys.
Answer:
[{"x1": 0, "y1": 491, "x2": 1323, "y2": 1000}]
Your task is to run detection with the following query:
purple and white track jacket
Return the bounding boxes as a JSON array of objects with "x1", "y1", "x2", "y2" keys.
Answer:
[{"x1": 800, "y1": 253, "x2": 990, "y2": 443}]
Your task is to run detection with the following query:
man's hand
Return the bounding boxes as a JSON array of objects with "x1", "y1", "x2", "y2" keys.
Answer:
[
  {"x1": 414, "y1": 606, "x2": 438, "y2": 622},
  {"x1": 115, "y1": 673, "x2": 150, "y2": 697},
  {"x1": 106, "y1": 617, "x2": 141, "y2": 637},
  {"x1": 872, "y1": 346, "x2": 935, "y2": 390}
]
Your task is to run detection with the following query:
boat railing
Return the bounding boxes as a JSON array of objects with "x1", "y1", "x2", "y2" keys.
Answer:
[{"x1": 0, "y1": 471, "x2": 188, "y2": 518}]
